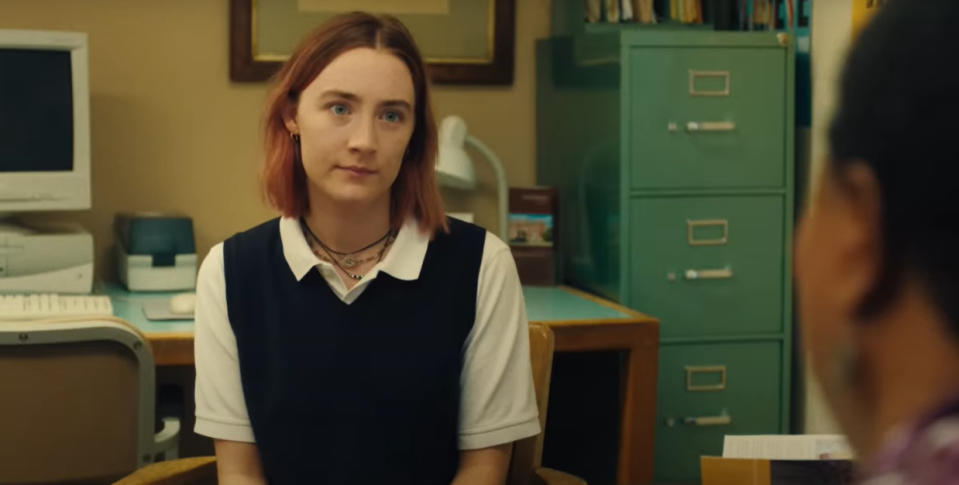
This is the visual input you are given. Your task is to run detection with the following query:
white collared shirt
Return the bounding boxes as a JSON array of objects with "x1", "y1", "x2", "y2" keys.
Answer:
[{"x1": 194, "y1": 217, "x2": 541, "y2": 450}]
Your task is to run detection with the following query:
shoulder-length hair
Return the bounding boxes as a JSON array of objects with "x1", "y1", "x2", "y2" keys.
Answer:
[{"x1": 261, "y1": 12, "x2": 447, "y2": 234}]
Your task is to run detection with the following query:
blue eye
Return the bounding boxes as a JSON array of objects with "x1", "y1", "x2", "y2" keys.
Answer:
[
  {"x1": 330, "y1": 103, "x2": 350, "y2": 116},
  {"x1": 382, "y1": 111, "x2": 402, "y2": 123}
]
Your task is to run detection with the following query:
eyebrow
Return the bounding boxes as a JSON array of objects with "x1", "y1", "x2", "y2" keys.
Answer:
[{"x1": 320, "y1": 90, "x2": 413, "y2": 111}]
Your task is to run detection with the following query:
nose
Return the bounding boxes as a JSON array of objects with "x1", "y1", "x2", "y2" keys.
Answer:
[{"x1": 348, "y1": 114, "x2": 378, "y2": 155}]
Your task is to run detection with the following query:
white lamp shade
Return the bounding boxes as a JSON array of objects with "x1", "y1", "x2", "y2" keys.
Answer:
[{"x1": 436, "y1": 115, "x2": 477, "y2": 190}]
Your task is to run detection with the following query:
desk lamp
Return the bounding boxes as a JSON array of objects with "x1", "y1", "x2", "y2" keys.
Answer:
[{"x1": 435, "y1": 116, "x2": 508, "y2": 238}]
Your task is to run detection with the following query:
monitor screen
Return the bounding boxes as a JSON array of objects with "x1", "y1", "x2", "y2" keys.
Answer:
[
  {"x1": 0, "y1": 49, "x2": 74, "y2": 173},
  {"x1": 0, "y1": 29, "x2": 89, "y2": 212}
]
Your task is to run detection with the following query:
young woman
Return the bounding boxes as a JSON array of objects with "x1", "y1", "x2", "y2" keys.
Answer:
[
  {"x1": 796, "y1": 0, "x2": 959, "y2": 482},
  {"x1": 193, "y1": 13, "x2": 538, "y2": 484}
]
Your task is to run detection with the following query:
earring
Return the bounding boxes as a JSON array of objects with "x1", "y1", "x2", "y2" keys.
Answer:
[
  {"x1": 830, "y1": 335, "x2": 862, "y2": 389},
  {"x1": 291, "y1": 133, "x2": 302, "y2": 168}
]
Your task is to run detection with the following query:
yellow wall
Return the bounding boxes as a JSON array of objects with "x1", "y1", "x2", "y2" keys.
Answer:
[
  {"x1": 4, "y1": 0, "x2": 550, "y2": 278},
  {"x1": 802, "y1": 0, "x2": 852, "y2": 435}
]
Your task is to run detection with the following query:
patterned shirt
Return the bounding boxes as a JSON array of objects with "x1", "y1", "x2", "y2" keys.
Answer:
[{"x1": 861, "y1": 398, "x2": 959, "y2": 484}]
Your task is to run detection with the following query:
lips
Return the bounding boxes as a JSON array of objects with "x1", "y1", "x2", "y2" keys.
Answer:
[{"x1": 336, "y1": 166, "x2": 376, "y2": 175}]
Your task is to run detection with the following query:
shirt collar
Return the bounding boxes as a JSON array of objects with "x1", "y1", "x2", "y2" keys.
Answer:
[{"x1": 278, "y1": 216, "x2": 429, "y2": 282}]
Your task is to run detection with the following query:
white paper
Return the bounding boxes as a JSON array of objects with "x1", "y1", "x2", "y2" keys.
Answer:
[{"x1": 722, "y1": 435, "x2": 854, "y2": 460}]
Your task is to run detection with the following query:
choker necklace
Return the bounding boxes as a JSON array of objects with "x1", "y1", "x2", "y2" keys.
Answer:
[
  {"x1": 300, "y1": 219, "x2": 392, "y2": 269},
  {"x1": 300, "y1": 219, "x2": 395, "y2": 280}
]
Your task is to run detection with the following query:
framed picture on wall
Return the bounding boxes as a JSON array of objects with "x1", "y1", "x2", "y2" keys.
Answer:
[{"x1": 228, "y1": 0, "x2": 515, "y2": 84}]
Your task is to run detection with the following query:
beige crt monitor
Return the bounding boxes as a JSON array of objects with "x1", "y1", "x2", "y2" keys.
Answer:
[
  {"x1": 0, "y1": 30, "x2": 93, "y2": 293},
  {"x1": 0, "y1": 29, "x2": 90, "y2": 212}
]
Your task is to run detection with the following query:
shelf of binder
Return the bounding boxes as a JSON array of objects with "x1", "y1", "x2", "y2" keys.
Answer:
[{"x1": 552, "y1": 0, "x2": 811, "y2": 36}]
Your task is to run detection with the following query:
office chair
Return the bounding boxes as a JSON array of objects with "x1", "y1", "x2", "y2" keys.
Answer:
[
  {"x1": 0, "y1": 318, "x2": 180, "y2": 484},
  {"x1": 508, "y1": 323, "x2": 586, "y2": 485},
  {"x1": 116, "y1": 322, "x2": 585, "y2": 485}
]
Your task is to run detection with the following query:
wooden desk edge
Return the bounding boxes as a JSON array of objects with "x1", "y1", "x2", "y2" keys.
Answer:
[
  {"x1": 144, "y1": 331, "x2": 194, "y2": 367},
  {"x1": 557, "y1": 285, "x2": 659, "y2": 324}
]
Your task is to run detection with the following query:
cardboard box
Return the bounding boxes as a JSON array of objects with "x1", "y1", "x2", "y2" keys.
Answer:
[
  {"x1": 703, "y1": 435, "x2": 856, "y2": 485},
  {"x1": 701, "y1": 457, "x2": 855, "y2": 485}
]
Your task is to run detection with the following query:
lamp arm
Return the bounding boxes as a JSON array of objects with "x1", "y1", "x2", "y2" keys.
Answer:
[{"x1": 464, "y1": 134, "x2": 509, "y2": 239}]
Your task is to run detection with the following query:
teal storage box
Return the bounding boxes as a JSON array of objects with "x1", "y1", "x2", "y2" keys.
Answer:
[{"x1": 114, "y1": 213, "x2": 196, "y2": 291}]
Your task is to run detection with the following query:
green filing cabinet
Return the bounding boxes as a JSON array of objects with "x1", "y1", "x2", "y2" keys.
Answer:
[{"x1": 536, "y1": 31, "x2": 794, "y2": 483}]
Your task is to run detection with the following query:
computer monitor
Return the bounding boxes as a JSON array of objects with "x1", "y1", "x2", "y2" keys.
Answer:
[{"x1": 0, "y1": 29, "x2": 90, "y2": 212}]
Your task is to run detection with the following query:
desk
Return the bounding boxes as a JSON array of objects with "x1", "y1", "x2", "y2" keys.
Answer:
[
  {"x1": 524, "y1": 286, "x2": 659, "y2": 485},
  {"x1": 104, "y1": 284, "x2": 195, "y2": 367},
  {"x1": 105, "y1": 284, "x2": 659, "y2": 485}
]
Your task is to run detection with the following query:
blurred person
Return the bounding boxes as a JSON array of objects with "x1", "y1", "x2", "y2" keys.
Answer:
[{"x1": 795, "y1": 0, "x2": 959, "y2": 483}]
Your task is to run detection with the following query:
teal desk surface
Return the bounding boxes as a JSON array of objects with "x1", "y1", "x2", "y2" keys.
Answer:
[
  {"x1": 522, "y1": 286, "x2": 634, "y2": 322},
  {"x1": 100, "y1": 282, "x2": 194, "y2": 335},
  {"x1": 104, "y1": 283, "x2": 639, "y2": 333}
]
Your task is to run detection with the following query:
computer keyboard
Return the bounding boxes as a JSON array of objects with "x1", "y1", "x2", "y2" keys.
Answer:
[{"x1": 0, "y1": 293, "x2": 114, "y2": 321}]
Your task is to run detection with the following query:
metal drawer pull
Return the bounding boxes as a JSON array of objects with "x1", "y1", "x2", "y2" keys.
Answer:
[
  {"x1": 685, "y1": 267, "x2": 733, "y2": 280},
  {"x1": 689, "y1": 70, "x2": 731, "y2": 97},
  {"x1": 684, "y1": 414, "x2": 732, "y2": 426},
  {"x1": 686, "y1": 365, "x2": 727, "y2": 391},
  {"x1": 687, "y1": 219, "x2": 728, "y2": 246},
  {"x1": 664, "y1": 411, "x2": 732, "y2": 428},
  {"x1": 686, "y1": 121, "x2": 736, "y2": 132}
]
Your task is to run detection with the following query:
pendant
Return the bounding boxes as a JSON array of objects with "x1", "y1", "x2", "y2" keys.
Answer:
[{"x1": 342, "y1": 255, "x2": 357, "y2": 268}]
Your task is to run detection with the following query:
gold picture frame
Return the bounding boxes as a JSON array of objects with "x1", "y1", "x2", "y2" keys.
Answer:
[{"x1": 229, "y1": 0, "x2": 516, "y2": 84}]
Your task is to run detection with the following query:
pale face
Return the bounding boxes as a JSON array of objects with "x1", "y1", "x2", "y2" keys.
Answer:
[{"x1": 285, "y1": 47, "x2": 416, "y2": 212}]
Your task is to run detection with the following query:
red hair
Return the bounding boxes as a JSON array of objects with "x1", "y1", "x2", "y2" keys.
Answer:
[{"x1": 261, "y1": 12, "x2": 447, "y2": 234}]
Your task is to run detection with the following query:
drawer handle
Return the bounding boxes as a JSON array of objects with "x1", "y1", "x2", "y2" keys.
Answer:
[
  {"x1": 685, "y1": 267, "x2": 733, "y2": 280},
  {"x1": 687, "y1": 219, "x2": 728, "y2": 246},
  {"x1": 686, "y1": 365, "x2": 727, "y2": 391},
  {"x1": 686, "y1": 121, "x2": 736, "y2": 132},
  {"x1": 689, "y1": 70, "x2": 731, "y2": 97},
  {"x1": 664, "y1": 411, "x2": 733, "y2": 428},
  {"x1": 684, "y1": 414, "x2": 733, "y2": 427}
]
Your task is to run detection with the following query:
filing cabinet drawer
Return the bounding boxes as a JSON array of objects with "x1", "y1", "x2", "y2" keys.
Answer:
[
  {"x1": 654, "y1": 341, "x2": 783, "y2": 482},
  {"x1": 628, "y1": 47, "x2": 786, "y2": 189},
  {"x1": 628, "y1": 195, "x2": 784, "y2": 338}
]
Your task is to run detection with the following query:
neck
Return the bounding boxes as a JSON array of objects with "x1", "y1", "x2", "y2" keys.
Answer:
[
  {"x1": 847, "y1": 282, "x2": 959, "y2": 459},
  {"x1": 302, "y1": 196, "x2": 391, "y2": 253}
]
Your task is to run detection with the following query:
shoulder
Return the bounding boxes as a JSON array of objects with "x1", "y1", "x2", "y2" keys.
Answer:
[
  {"x1": 424, "y1": 217, "x2": 489, "y2": 263},
  {"x1": 433, "y1": 218, "x2": 513, "y2": 272},
  {"x1": 435, "y1": 217, "x2": 487, "y2": 243},
  {"x1": 226, "y1": 218, "x2": 281, "y2": 244},
  {"x1": 481, "y1": 230, "x2": 510, "y2": 259},
  {"x1": 222, "y1": 218, "x2": 283, "y2": 262},
  {"x1": 197, "y1": 242, "x2": 224, "y2": 286}
]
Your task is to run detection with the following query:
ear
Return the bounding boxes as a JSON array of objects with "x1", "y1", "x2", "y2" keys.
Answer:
[
  {"x1": 282, "y1": 102, "x2": 299, "y2": 135},
  {"x1": 830, "y1": 161, "x2": 884, "y2": 318}
]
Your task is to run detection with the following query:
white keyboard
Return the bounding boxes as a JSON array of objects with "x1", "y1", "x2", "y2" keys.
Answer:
[{"x1": 0, "y1": 293, "x2": 114, "y2": 321}]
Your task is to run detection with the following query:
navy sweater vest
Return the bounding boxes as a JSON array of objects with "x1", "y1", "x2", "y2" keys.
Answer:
[{"x1": 223, "y1": 218, "x2": 485, "y2": 484}]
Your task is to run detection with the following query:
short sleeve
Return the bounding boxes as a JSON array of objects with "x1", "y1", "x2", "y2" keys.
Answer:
[
  {"x1": 457, "y1": 233, "x2": 541, "y2": 450},
  {"x1": 193, "y1": 242, "x2": 256, "y2": 443}
]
